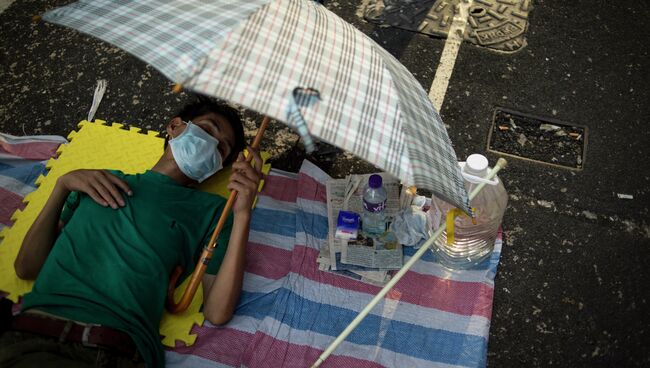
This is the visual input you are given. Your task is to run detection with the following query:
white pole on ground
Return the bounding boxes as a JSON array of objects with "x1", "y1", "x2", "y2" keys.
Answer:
[{"x1": 310, "y1": 158, "x2": 508, "y2": 368}]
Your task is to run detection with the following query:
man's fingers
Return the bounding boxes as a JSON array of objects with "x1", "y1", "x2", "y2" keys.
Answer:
[
  {"x1": 91, "y1": 180, "x2": 119, "y2": 209},
  {"x1": 231, "y1": 163, "x2": 261, "y2": 183},
  {"x1": 96, "y1": 174, "x2": 125, "y2": 207},
  {"x1": 232, "y1": 156, "x2": 262, "y2": 180},
  {"x1": 104, "y1": 172, "x2": 133, "y2": 196},
  {"x1": 84, "y1": 185, "x2": 108, "y2": 207},
  {"x1": 228, "y1": 154, "x2": 261, "y2": 213},
  {"x1": 232, "y1": 148, "x2": 263, "y2": 173},
  {"x1": 91, "y1": 173, "x2": 124, "y2": 209},
  {"x1": 227, "y1": 181, "x2": 248, "y2": 194},
  {"x1": 231, "y1": 161, "x2": 246, "y2": 171},
  {"x1": 230, "y1": 172, "x2": 258, "y2": 189}
]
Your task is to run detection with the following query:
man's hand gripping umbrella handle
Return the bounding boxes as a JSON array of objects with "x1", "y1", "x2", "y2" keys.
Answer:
[{"x1": 165, "y1": 116, "x2": 271, "y2": 314}]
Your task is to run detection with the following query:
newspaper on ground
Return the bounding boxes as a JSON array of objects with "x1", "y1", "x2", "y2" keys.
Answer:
[
  {"x1": 318, "y1": 172, "x2": 403, "y2": 285},
  {"x1": 341, "y1": 233, "x2": 403, "y2": 270}
]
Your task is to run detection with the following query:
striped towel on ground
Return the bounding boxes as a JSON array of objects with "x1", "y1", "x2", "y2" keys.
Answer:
[
  {"x1": 167, "y1": 160, "x2": 501, "y2": 368},
  {"x1": 0, "y1": 133, "x2": 67, "y2": 232}
]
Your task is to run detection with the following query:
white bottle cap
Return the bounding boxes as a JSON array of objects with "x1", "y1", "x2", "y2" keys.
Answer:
[
  {"x1": 464, "y1": 154, "x2": 489, "y2": 176},
  {"x1": 412, "y1": 195, "x2": 426, "y2": 208}
]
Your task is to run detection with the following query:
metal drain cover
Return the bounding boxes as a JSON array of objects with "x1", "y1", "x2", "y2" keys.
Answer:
[
  {"x1": 364, "y1": 0, "x2": 532, "y2": 53},
  {"x1": 487, "y1": 108, "x2": 588, "y2": 170}
]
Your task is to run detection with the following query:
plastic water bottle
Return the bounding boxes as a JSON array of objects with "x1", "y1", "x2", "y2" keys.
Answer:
[
  {"x1": 362, "y1": 174, "x2": 388, "y2": 237},
  {"x1": 431, "y1": 154, "x2": 508, "y2": 269}
]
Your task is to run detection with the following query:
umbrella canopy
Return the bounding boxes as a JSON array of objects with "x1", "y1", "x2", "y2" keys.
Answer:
[{"x1": 44, "y1": 0, "x2": 470, "y2": 212}]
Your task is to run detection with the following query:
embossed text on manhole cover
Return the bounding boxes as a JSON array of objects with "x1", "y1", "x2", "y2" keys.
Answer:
[
  {"x1": 487, "y1": 108, "x2": 588, "y2": 170},
  {"x1": 364, "y1": 0, "x2": 533, "y2": 53}
]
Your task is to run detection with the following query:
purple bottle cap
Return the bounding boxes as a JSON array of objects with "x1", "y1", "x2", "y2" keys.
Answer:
[{"x1": 368, "y1": 174, "x2": 382, "y2": 188}]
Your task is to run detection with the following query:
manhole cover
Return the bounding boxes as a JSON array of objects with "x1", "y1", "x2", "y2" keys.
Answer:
[
  {"x1": 364, "y1": 0, "x2": 532, "y2": 53},
  {"x1": 487, "y1": 108, "x2": 588, "y2": 170}
]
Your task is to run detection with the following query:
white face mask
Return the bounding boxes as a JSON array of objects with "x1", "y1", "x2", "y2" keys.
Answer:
[{"x1": 169, "y1": 121, "x2": 223, "y2": 183}]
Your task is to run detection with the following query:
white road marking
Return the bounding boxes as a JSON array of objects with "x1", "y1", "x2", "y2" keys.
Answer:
[
  {"x1": 429, "y1": 0, "x2": 474, "y2": 111},
  {"x1": 0, "y1": 0, "x2": 15, "y2": 14}
]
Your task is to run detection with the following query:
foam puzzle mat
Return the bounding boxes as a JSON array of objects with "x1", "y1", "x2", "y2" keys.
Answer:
[{"x1": 0, "y1": 120, "x2": 271, "y2": 347}]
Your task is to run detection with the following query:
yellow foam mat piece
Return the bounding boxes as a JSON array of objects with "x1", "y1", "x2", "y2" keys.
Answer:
[{"x1": 0, "y1": 120, "x2": 271, "y2": 347}]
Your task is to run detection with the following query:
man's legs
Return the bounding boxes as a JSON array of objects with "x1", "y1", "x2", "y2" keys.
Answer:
[{"x1": 0, "y1": 330, "x2": 143, "y2": 368}]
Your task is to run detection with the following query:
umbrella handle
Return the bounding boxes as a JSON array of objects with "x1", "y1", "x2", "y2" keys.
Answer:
[{"x1": 165, "y1": 116, "x2": 271, "y2": 314}]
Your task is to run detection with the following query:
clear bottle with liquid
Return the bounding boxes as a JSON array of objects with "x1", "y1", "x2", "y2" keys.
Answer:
[
  {"x1": 431, "y1": 154, "x2": 508, "y2": 269},
  {"x1": 361, "y1": 174, "x2": 388, "y2": 237}
]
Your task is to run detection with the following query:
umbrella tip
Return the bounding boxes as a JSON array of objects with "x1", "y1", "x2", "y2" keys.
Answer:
[
  {"x1": 32, "y1": 14, "x2": 42, "y2": 23},
  {"x1": 172, "y1": 84, "x2": 183, "y2": 94},
  {"x1": 495, "y1": 157, "x2": 508, "y2": 170}
]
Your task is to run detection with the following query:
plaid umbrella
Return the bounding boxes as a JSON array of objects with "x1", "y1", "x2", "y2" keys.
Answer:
[{"x1": 43, "y1": 0, "x2": 470, "y2": 212}]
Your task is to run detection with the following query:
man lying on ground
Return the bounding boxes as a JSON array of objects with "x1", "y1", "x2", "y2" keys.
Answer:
[{"x1": 2, "y1": 99, "x2": 262, "y2": 367}]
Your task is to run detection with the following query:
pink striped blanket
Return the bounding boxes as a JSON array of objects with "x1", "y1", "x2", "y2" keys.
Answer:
[
  {"x1": 166, "y1": 161, "x2": 501, "y2": 368},
  {"x1": 0, "y1": 133, "x2": 67, "y2": 231}
]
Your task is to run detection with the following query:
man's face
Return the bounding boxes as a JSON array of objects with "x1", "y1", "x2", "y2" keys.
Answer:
[{"x1": 167, "y1": 112, "x2": 237, "y2": 163}]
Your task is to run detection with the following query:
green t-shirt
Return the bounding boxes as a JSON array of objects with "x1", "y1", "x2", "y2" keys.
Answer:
[{"x1": 22, "y1": 170, "x2": 233, "y2": 367}]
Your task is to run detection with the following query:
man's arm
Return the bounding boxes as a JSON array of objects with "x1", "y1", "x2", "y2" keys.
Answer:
[
  {"x1": 201, "y1": 212, "x2": 250, "y2": 325},
  {"x1": 14, "y1": 183, "x2": 70, "y2": 279},
  {"x1": 202, "y1": 148, "x2": 262, "y2": 325},
  {"x1": 14, "y1": 169, "x2": 131, "y2": 280}
]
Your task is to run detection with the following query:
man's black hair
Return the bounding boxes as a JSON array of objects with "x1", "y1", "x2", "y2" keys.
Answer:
[{"x1": 165, "y1": 97, "x2": 245, "y2": 165}]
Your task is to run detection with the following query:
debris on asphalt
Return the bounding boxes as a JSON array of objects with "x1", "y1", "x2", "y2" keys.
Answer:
[
  {"x1": 539, "y1": 123, "x2": 561, "y2": 132},
  {"x1": 582, "y1": 210, "x2": 598, "y2": 220},
  {"x1": 517, "y1": 133, "x2": 528, "y2": 147},
  {"x1": 489, "y1": 108, "x2": 586, "y2": 169},
  {"x1": 536, "y1": 200, "x2": 554, "y2": 209},
  {"x1": 616, "y1": 193, "x2": 634, "y2": 200}
]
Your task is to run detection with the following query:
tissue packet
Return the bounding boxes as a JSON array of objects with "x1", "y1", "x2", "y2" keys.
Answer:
[{"x1": 335, "y1": 211, "x2": 360, "y2": 240}]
